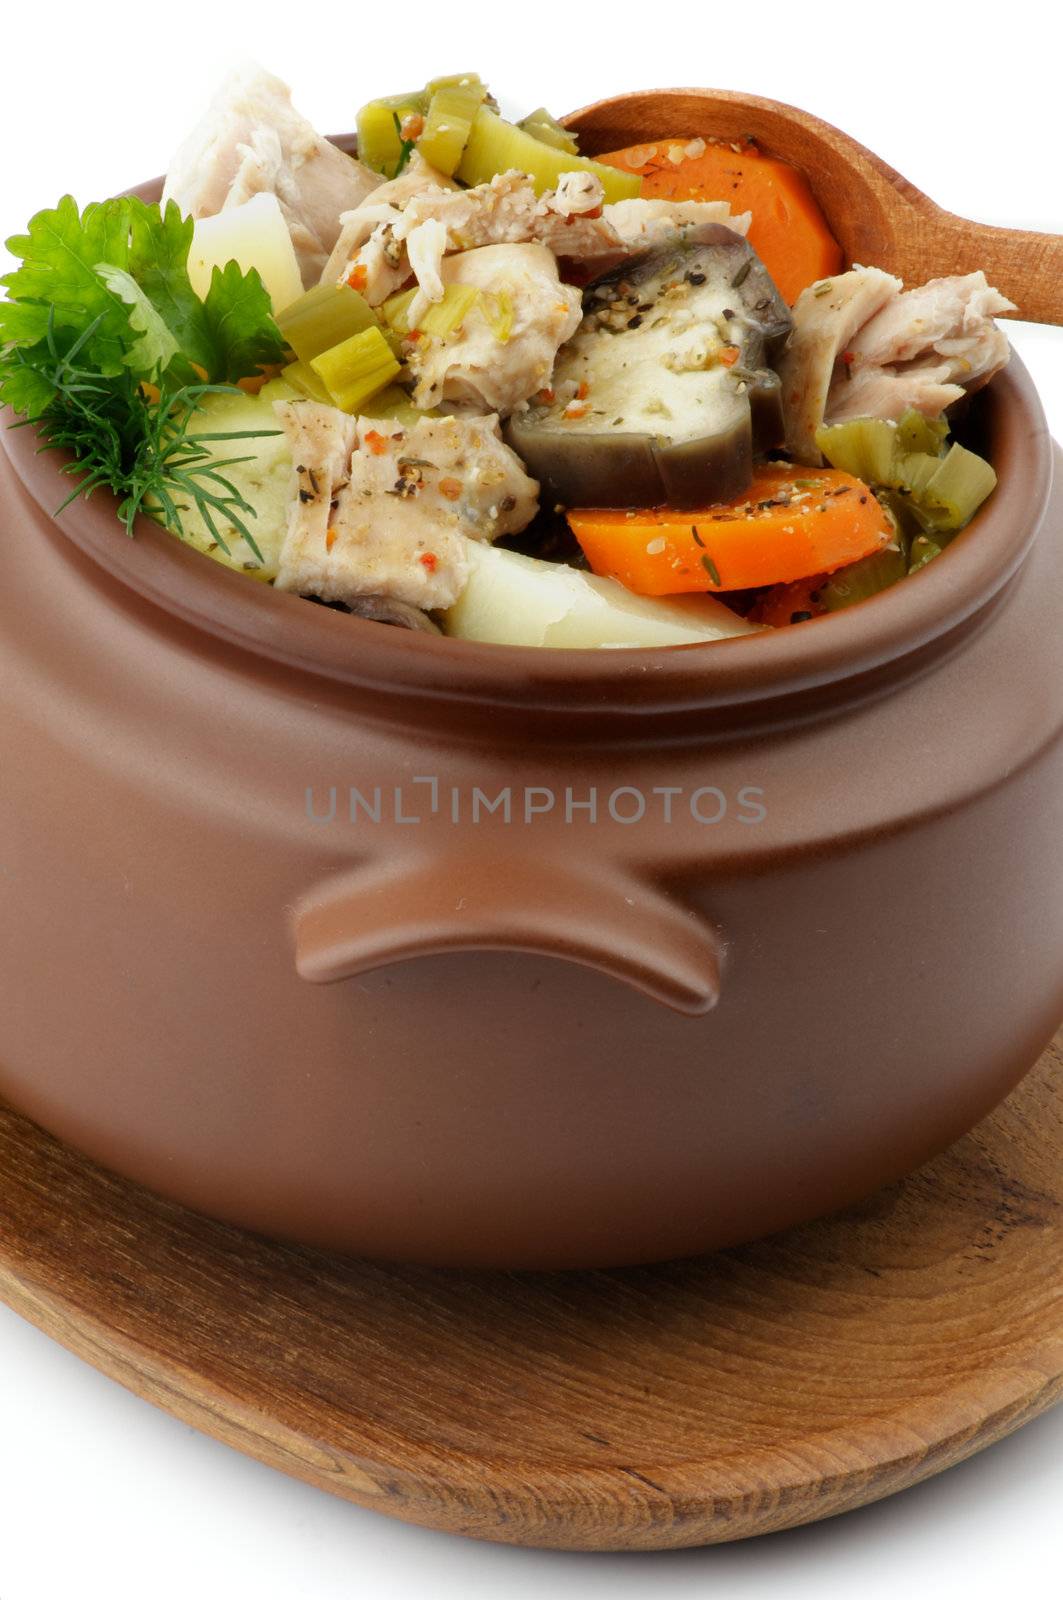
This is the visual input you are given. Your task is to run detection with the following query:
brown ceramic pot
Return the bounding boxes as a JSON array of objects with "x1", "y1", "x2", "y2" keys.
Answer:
[{"x1": 1, "y1": 120, "x2": 1061, "y2": 1270}]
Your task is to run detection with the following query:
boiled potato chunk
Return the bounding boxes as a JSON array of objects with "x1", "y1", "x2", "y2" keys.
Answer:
[
  {"x1": 187, "y1": 193, "x2": 303, "y2": 314},
  {"x1": 441, "y1": 541, "x2": 759, "y2": 649},
  {"x1": 172, "y1": 378, "x2": 297, "y2": 579}
]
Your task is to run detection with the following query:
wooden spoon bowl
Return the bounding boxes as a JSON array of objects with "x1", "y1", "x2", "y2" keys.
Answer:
[{"x1": 566, "y1": 87, "x2": 1063, "y2": 324}]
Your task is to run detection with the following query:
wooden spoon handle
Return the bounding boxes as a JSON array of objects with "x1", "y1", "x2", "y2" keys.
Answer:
[{"x1": 885, "y1": 203, "x2": 1063, "y2": 326}]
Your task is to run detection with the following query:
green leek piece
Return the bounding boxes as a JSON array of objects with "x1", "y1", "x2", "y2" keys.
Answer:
[
  {"x1": 356, "y1": 91, "x2": 427, "y2": 175},
  {"x1": 418, "y1": 81, "x2": 487, "y2": 175},
  {"x1": 896, "y1": 407, "x2": 949, "y2": 457},
  {"x1": 381, "y1": 282, "x2": 480, "y2": 339},
  {"x1": 517, "y1": 107, "x2": 579, "y2": 156},
  {"x1": 896, "y1": 450, "x2": 942, "y2": 498},
  {"x1": 425, "y1": 71, "x2": 488, "y2": 94},
  {"x1": 418, "y1": 282, "x2": 479, "y2": 338},
  {"x1": 909, "y1": 534, "x2": 944, "y2": 572},
  {"x1": 820, "y1": 546, "x2": 908, "y2": 611},
  {"x1": 359, "y1": 384, "x2": 430, "y2": 427},
  {"x1": 310, "y1": 326, "x2": 401, "y2": 413},
  {"x1": 917, "y1": 443, "x2": 998, "y2": 533},
  {"x1": 380, "y1": 287, "x2": 417, "y2": 338},
  {"x1": 277, "y1": 283, "x2": 380, "y2": 365},
  {"x1": 815, "y1": 416, "x2": 898, "y2": 485},
  {"x1": 478, "y1": 288, "x2": 514, "y2": 343},
  {"x1": 282, "y1": 358, "x2": 332, "y2": 404},
  {"x1": 456, "y1": 106, "x2": 641, "y2": 202}
]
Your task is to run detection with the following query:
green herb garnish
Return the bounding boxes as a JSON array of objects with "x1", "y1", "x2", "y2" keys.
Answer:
[
  {"x1": 700, "y1": 551, "x2": 722, "y2": 586},
  {"x1": 15, "y1": 313, "x2": 275, "y2": 558},
  {"x1": 0, "y1": 194, "x2": 287, "y2": 553}
]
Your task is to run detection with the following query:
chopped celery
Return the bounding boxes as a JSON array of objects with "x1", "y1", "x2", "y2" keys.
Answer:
[
  {"x1": 277, "y1": 283, "x2": 380, "y2": 365},
  {"x1": 917, "y1": 443, "x2": 998, "y2": 533},
  {"x1": 517, "y1": 107, "x2": 579, "y2": 156},
  {"x1": 310, "y1": 326, "x2": 401, "y2": 413},
  {"x1": 896, "y1": 451, "x2": 942, "y2": 498},
  {"x1": 815, "y1": 417, "x2": 898, "y2": 485},
  {"x1": 909, "y1": 534, "x2": 944, "y2": 573},
  {"x1": 418, "y1": 282, "x2": 479, "y2": 338},
  {"x1": 356, "y1": 91, "x2": 427, "y2": 175},
  {"x1": 818, "y1": 414, "x2": 997, "y2": 538},
  {"x1": 380, "y1": 287, "x2": 418, "y2": 338},
  {"x1": 425, "y1": 71, "x2": 489, "y2": 96},
  {"x1": 381, "y1": 282, "x2": 479, "y2": 339},
  {"x1": 359, "y1": 384, "x2": 430, "y2": 427},
  {"x1": 820, "y1": 547, "x2": 908, "y2": 611},
  {"x1": 478, "y1": 288, "x2": 514, "y2": 343},
  {"x1": 456, "y1": 106, "x2": 641, "y2": 202},
  {"x1": 282, "y1": 359, "x2": 332, "y2": 404},
  {"x1": 418, "y1": 82, "x2": 487, "y2": 175},
  {"x1": 896, "y1": 407, "x2": 949, "y2": 457}
]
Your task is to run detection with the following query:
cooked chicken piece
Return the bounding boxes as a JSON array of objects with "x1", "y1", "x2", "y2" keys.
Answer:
[
  {"x1": 778, "y1": 267, "x2": 902, "y2": 463},
  {"x1": 358, "y1": 170, "x2": 628, "y2": 288},
  {"x1": 333, "y1": 172, "x2": 754, "y2": 323},
  {"x1": 824, "y1": 272, "x2": 1015, "y2": 424},
  {"x1": 603, "y1": 198, "x2": 751, "y2": 250},
  {"x1": 321, "y1": 153, "x2": 458, "y2": 290},
  {"x1": 404, "y1": 243, "x2": 583, "y2": 416},
  {"x1": 274, "y1": 407, "x2": 538, "y2": 610},
  {"x1": 274, "y1": 400, "x2": 357, "y2": 550},
  {"x1": 162, "y1": 66, "x2": 382, "y2": 287},
  {"x1": 404, "y1": 219, "x2": 449, "y2": 320}
]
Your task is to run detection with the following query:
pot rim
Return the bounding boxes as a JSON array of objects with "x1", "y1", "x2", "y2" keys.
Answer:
[{"x1": 0, "y1": 136, "x2": 1053, "y2": 722}]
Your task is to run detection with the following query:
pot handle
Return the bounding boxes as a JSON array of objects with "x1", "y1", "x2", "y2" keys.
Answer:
[{"x1": 293, "y1": 855, "x2": 722, "y2": 1016}]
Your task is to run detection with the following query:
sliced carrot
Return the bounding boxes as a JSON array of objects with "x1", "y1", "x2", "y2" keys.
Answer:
[
  {"x1": 747, "y1": 576, "x2": 829, "y2": 628},
  {"x1": 597, "y1": 137, "x2": 844, "y2": 306},
  {"x1": 567, "y1": 466, "x2": 893, "y2": 597}
]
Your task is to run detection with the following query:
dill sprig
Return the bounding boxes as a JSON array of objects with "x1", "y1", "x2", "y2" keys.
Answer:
[{"x1": 12, "y1": 312, "x2": 277, "y2": 562}]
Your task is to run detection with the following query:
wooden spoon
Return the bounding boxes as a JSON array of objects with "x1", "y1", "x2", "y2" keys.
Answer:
[{"x1": 566, "y1": 88, "x2": 1063, "y2": 324}]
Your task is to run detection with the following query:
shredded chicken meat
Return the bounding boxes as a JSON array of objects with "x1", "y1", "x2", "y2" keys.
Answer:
[
  {"x1": 825, "y1": 272, "x2": 1016, "y2": 425},
  {"x1": 162, "y1": 67, "x2": 382, "y2": 286},
  {"x1": 274, "y1": 404, "x2": 538, "y2": 609},
  {"x1": 403, "y1": 243, "x2": 583, "y2": 416},
  {"x1": 780, "y1": 266, "x2": 1014, "y2": 463}
]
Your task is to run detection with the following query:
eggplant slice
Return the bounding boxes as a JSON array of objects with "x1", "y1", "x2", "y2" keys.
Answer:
[{"x1": 506, "y1": 224, "x2": 791, "y2": 510}]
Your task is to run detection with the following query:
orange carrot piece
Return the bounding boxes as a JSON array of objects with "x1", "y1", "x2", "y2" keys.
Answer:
[
  {"x1": 567, "y1": 466, "x2": 893, "y2": 596},
  {"x1": 748, "y1": 576, "x2": 829, "y2": 628},
  {"x1": 597, "y1": 137, "x2": 844, "y2": 306}
]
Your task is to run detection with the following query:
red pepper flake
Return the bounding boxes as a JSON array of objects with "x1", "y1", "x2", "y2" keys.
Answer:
[
  {"x1": 576, "y1": 380, "x2": 590, "y2": 400},
  {"x1": 364, "y1": 430, "x2": 389, "y2": 456},
  {"x1": 842, "y1": 350, "x2": 855, "y2": 365},
  {"x1": 535, "y1": 387, "x2": 556, "y2": 404},
  {"x1": 420, "y1": 552, "x2": 438, "y2": 573},
  {"x1": 719, "y1": 345, "x2": 741, "y2": 367},
  {"x1": 346, "y1": 263, "x2": 368, "y2": 292},
  {"x1": 438, "y1": 477, "x2": 463, "y2": 501},
  {"x1": 325, "y1": 527, "x2": 338, "y2": 552},
  {"x1": 406, "y1": 328, "x2": 422, "y2": 342}
]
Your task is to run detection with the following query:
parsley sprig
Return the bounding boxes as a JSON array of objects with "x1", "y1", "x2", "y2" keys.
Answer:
[{"x1": 0, "y1": 194, "x2": 287, "y2": 555}]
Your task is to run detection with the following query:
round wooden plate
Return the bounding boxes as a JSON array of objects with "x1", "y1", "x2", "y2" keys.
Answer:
[{"x1": 1, "y1": 1035, "x2": 1061, "y2": 1552}]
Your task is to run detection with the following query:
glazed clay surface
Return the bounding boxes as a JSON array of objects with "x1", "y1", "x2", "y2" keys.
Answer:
[{"x1": 0, "y1": 352, "x2": 1061, "y2": 1266}]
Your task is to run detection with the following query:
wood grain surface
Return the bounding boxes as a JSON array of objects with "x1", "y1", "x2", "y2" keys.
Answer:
[
  {"x1": 567, "y1": 89, "x2": 1063, "y2": 325},
  {"x1": 1, "y1": 1033, "x2": 1061, "y2": 1551}
]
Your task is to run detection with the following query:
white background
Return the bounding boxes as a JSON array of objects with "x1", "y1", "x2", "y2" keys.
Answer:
[{"x1": 2, "y1": 2, "x2": 1061, "y2": 1595}]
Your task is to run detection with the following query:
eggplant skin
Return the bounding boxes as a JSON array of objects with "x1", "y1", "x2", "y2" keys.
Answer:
[
  {"x1": 505, "y1": 224, "x2": 792, "y2": 510},
  {"x1": 508, "y1": 410, "x2": 753, "y2": 511}
]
